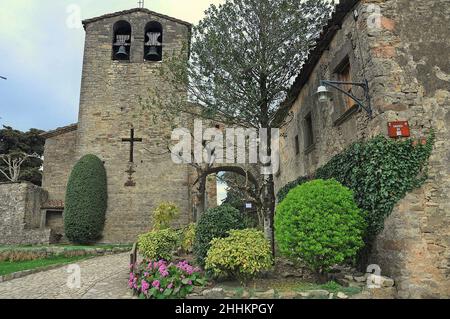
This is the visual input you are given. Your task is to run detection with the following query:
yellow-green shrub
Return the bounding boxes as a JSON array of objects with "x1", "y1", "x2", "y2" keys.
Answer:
[
  {"x1": 138, "y1": 228, "x2": 179, "y2": 261},
  {"x1": 180, "y1": 223, "x2": 196, "y2": 253},
  {"x1": 205, "y1": 229, "x2": 273, "y2": 284},
  {"x1": 152, "y1": 202, "x2": 180, "y2": 230}
]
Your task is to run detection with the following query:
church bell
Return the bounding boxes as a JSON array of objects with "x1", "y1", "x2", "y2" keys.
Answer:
[
  {"x1": 115, "y1": 45, "x2": 129, "y2": 59},
  {"x1": 146, "y1": 46, "x2": 161, "y2": 61}
]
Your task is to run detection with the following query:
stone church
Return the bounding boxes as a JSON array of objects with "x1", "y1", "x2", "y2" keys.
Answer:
[
  {"x1": 39, "y1": 8, "x2": 216, "y2": 243},
  {"x1": 1, "y1": 0, "x2": 449, "y2": 299}
]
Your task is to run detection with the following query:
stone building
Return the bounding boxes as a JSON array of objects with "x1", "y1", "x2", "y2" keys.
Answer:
[
  {"x1": 37, "y1": 8, "x2": 215, "y2": 243},
  {"x1": 274, "y1": 0, "x2": 449, "y2": 298}
]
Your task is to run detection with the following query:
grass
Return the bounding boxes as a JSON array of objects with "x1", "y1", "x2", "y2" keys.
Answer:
[{"x1": 0, "y1": 255, "x2": 95, "y2": 276}]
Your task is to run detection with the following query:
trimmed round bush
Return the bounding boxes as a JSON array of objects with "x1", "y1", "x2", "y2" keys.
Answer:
[
  {"x1": 205, "y1": 229, "x2": 273, "y2": 283},
  {"x1": 275, "y1": 179, "x2": 366, "y2": 274},
  {"x1": 64, "y1": 154, "x2": 107, "y2": 243},
  {"x1": 193, "y1": 204, "x2": 246, "y2": 266},
  {"x1": 138, "y1": 229, "x2": 180, "y2": 261}
]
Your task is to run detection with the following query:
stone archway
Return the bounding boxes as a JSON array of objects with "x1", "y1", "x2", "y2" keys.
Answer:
[{"x1": 192, "y1": 164, "x2": 260, "y2": 221}]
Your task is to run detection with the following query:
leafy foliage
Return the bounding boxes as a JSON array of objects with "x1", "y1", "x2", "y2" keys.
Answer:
[
  {"x1": 152, "y1": 202, "x2": 180, "y2": 230},
  {"x1": 205, "y1": 229, "x2": 273, "y2": 283},
  {"x1": 142, "y1": 0, "x2": 334, "y2": 248},
  {"x1": 275, "y1": 179, "x2": 366, "y2": 274},
  {"x1": 0, "y1": 126, "x2": 44, "y2": 185},
  {"x1": 179, "y1": 223, "x2": 196, "y2": 254},
  {"x1": 64, "y1": 154, "x2": 107, "y2": 243},
  {"x1": 276, "y1": 176, "x2": 310, "y2": 203},
  {"x1": 138, "y1": 229, "x2": 180, "y2": 261},
  {"x1": 129, "y1": 260, "x2": 206, "y2": 299},
  {"x1": 276, "y1": 134, "x2": 435, "y2": 238},
  {"x1": 193, "y1": 205, "x2": 246, "y2": 266}
]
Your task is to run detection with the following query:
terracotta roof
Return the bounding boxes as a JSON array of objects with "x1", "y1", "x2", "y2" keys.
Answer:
[
  {"x1": 41, "y1": 123, "x2": 78, "y2": 139},
  {"x1": 275, "y1": 0, "x2": 360, "y2": 121},
  {"x1": 41, "y1": 200, "x2": 64, "y2": 209},
  {"x1": 82, "y1": 8, "x2": 192, "y2": 28}
]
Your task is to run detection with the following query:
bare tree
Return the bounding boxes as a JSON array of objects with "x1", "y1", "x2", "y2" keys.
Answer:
[{"x1": 0, "y1": 152, "x2": 41, "y2": 183}]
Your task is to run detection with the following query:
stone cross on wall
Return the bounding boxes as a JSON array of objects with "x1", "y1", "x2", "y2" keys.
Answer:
[
  {"x1": 122, "y1": 128, "x2": 142, "y2": 187},
  {"x1": 122, "y1": 128, "x2": 143, "y2": 163}
]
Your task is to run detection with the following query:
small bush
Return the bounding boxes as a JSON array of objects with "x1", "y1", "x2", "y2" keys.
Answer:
[
  {"x1": 152, "y1": 202, "x2": 180, "y2": 230},
  {"x1": 138, "y1": 229, "x2": 180, "y2": 261},
  {"x1": 275, "y1": 179, "x2": 366, "y2": 275},
  {"x1": 180, "y1": 223, "x2": 196, "y2": 254},
  {"x1": 205, "y1": 229, "x2": 273, "y2": 284},
  {"x1": 64, "y1": 154, "x2": 107, "y2": 243},
  {"x1": 193, "y1": 205, "x2": 246, "y2": 266},
  {"x1": 129, "y1": 260, "x2": 206, "y2": 299}
]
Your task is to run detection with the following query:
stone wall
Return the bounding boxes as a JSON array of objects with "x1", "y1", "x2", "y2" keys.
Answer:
[
  {"x1": 0, "y1": 183, "x2": 51, "y2": 245},
  {"x1": 275, "y1": 0, "x2": 450, "y2": 298},
  {"x1": 42, "y1": 127, "x2": 78, "y2": 203},
  {"x1": 75, "y1": 10, "x2": 194, "y2": 242},
  {"x1": 367, "y1": 0, "x2": 450, "y2": 299}
]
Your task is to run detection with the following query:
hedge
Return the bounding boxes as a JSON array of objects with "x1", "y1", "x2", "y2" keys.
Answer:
[{"x1": 64, "y1": 154, "x2": 107, "y2": 243}]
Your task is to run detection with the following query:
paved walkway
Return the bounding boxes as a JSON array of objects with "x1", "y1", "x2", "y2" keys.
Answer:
[{"x1": 0, "y1": 253, "x2": 134, "y2": 299}]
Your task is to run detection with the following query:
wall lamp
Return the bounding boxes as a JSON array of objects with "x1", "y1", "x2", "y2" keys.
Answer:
[{"x1": 315, "y1": 79, "x2": 372, "y2": 118}]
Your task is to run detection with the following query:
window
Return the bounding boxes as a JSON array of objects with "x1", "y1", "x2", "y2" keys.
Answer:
[
  {"x1": 336, "y1": 57, "x2": 354, "y2": 110},
  {"x1": 294, "y1": 135, "x2": 300, "y2": 155},
  {"x1": 304, "y1": 112, "x2": 314, "y2": 150},
  {"x1": 112, "y1": 21, "x2": 132, "y2": 61},
  {"x1": 144, "y1": 21, "x2": 163, "y2": 61}
]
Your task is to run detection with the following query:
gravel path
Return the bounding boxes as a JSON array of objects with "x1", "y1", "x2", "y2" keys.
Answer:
[{"x1": 0, "y1": 253, "x2": 134, "y2": 299}]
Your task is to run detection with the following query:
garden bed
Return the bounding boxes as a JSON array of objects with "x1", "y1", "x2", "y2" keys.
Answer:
[{"x1": 0, "y1": 244, "x2": 132, "y2": 262}]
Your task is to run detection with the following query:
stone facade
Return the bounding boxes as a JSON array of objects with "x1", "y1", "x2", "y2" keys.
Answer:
[
  {"x1": 40, "y1": 8, "x2": 216, "y2": 244},
  {"x1": 275, "y1": 0, "x2": 450, "y2": 298},
  {"x1": 42, "y1": 124, "x2": 78, "y2": 204},
  {"x1": 0, "y1": 183, "x2": 51, "y2": 245}
]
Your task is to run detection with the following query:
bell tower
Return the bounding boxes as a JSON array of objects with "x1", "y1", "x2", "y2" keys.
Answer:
[{"x1": 75, "y1": 8, "x2": 193, "y2": 243}]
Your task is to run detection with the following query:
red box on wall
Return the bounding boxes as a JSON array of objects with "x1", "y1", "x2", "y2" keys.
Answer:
[{"x1": 388, "y1": 121, "x2": 411, "y2": 138}]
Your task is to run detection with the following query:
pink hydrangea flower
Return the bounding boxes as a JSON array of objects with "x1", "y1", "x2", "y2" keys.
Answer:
[
  {"x1": 152, "y1": 280, "x2": 160, "y2": 288},
  {"x1": 168, "y1": 283, "x2": 174, "y2": 289},
  {"x1": 141, "y1": 280, "x2": 150, "y2": 294},
  {"x1": 158, "y1": 265, "x2": 169, "y2": 277}
]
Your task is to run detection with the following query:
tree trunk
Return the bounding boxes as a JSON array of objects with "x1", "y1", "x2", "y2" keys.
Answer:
[
  {"x1": 195, "y1": 173, "x2": 207, "y2": 221},
  {"x1": 261, "y1": 173, "x2": 276, "y2": 256}
]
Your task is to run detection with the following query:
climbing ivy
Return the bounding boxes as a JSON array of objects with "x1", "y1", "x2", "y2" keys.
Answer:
[{"x1": 277, "y1": 133, "x2": 435, "y2": 239}]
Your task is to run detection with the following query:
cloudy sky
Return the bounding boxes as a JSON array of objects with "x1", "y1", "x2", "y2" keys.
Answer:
[
  {"x1": 0, "y1": 0, "x2": 224, "y2": 132},
  {"x1": 0, "y1": 0, "x2": 230, "y2": 204}
]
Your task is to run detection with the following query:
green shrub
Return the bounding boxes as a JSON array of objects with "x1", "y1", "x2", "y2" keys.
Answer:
[
  {"x1": 275, "y1": 179, "x2": 366, "y2": 274},
  {"x1": 64, "y1": 154, "x2": 107, "y2": 243},
  {"x1": 205, "y1": 229, "x2": 273, "y2": 284},
  {"x1": 138, "y1": 229, "x2": 180, "y2": 261},
  {"x1": 152, "y1": 202, "x2": 180, "y2": 230},
  {"x1": 193, "y1": 204, "x2": 246, "y2": 266},
  {"x1": 277, "y1": 176, "x2": 310, "y2": 203},
  {"x1": 276, "y1": 134, "x2": 434, "y2": 239},
  {"x1": 180, "y1": 223, "x2": 196, "y2": 254}
]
